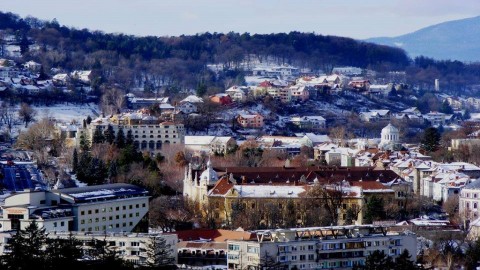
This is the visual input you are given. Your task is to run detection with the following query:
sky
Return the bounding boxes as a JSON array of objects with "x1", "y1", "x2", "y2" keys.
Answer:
[{"x1": 1, "y1": 0, "x2": 480, "y2": 39}]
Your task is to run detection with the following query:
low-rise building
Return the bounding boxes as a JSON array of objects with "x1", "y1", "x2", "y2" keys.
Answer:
[
  {"x1": 289, "y1": 116, "x2": 326, "y2": 130},
  {"x1": 237, "y1": 113, "x2": 264, "y2": 129}
]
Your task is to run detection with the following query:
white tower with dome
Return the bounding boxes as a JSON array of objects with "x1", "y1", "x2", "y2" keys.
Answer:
[{"x1": 380, "y1": 123, "x2": 400, "y2": 150}]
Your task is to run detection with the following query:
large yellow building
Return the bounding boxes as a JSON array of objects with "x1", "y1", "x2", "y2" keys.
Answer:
[{"x1": 183, "y1": 163, "x2": 407, "y2": 227}]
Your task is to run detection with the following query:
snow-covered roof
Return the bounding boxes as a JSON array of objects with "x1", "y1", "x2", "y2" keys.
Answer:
[
  {"x1": 185, "y1": 136, "x2": 216, "y2": 145},
  {"x1": 181, "y1": 95, "x2": 204, "y2": 103},
  {"x1": 233, "y1": 185, "x2": 307, "y2": 198}
]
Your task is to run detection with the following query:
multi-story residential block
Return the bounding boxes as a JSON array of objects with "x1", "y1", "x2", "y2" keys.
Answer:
[
  {"x1": 460, "y1": 180, "x2": 480, "y2": 222},
  {"x1": 226, "y1": 226, "x2": 417, "y2": 270},
  {"x1": 237, "y1": 113, "x2": 264, "y2": 128},
  {"x1": 0, "y1": 230, "x2": 177, "y2": 266},
  {"x1": 0, "y1": 183, "x2": 149, "y2": 233},
  {"x1": 77, "y1": 111, "x2": 185, "y2": 152}
]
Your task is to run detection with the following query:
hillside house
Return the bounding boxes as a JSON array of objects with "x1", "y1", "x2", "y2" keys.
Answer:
[
  {"x1": 210, "y1": 93, "x2": 233, "y2": 106},
  {"x1": 237, "y1": 113, "x2": 264, "y2": 128}
]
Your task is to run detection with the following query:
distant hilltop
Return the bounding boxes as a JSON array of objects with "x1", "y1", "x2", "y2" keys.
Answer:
[{"x1": 366, "y1": 16, "x2": 480, "y2": 62}]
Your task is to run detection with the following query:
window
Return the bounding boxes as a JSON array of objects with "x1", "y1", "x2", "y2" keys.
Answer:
[
  {"x1": 88, "y1": 210, "x2": 92, "y2": 214},
  {"x1": 61, "y1": 222, "x2": 64, "y2": 226},
  {"x1": 119, "y1": 241, "x2": 125, "y2": 246},
  {"x1": 291, "y1": 255, "x2": 297, "y2": 261},
  {"x1": 129, "y1": 213, "x2": 133, "y2": 218},
  {"x1": 95, "y1": 209, "x2": 99, "y2": 214},
  {"x1": 116, "y1": 215, "x2": 120, "y2": 220},
  {"x1": 102, "y1": 217, "x2": 107, "y2": 221},
  {"x1": 81, "y1": 220, "x2": 85, "y2": 224},
  {"x1": 116, "y1": 207, "x2": 120, "y2": 211},
  {"x1": 81, "y1": 211, "x2": 85, "y2": 215},
  {"x1": 142, "y1": 203, "x2": 146, "y2": 208},
  {"x1": 228, "y1": 244, "x2": 240, "y2": 251},
  {"x1": 129, "y1": 205, "x2": 133, "y2": 209},
  {"x1": 136, "y1": 204, "x2": 139, "y2": 208},
  {"x1": 136, "y1": 213, "x2": 140, "y2": 217},
  {"x1": 300, "y1": 255, "x2": 306, "y2": 261},
  {"x1": 53, "y1": 222, "x2": 57, "y2": 227},
  {"x1": 131, "y1": 242, "x2": 140, "y2": 247},
  {"x1": 109, "y1": 216, "x2": 113, "y2": 221},
  {"x1": 123, "y1": 206, "x2": 126, "y2": 210},
  {"x1": 308, "y1": 254, "x2": 315, "y2": 260},
  {"x1": 95, "y1": 218, "x2": 99, "y2": 222}
]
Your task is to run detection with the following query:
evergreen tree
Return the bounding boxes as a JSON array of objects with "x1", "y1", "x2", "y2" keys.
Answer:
[
  {"x1": 145, "y1": 236, "x2": 176, "y2": 269},
  {"x1": 86, "y1": 115, "x2": 92, "y2": 125},
  {"x1": 45, "y1": 233, "x2": 83, "y2": 270},
  {"x1": 116, "y1": 128, "x2": 126, "y2": 148},
  {"x1": 104, "y1": 125, "x2": 115, "y2": 144},
  {"x1": 1, "y1": 220, "x2": 47, "y2": 270},
  {"x1": 126, "y1": 130, "x2": 134, "y2": 146},
  {"x1": 108, "y1": 160, "x2": 118, "y2": 181},
  {"x1": 93, "y1": 128, "x2": 105, "y2": 144},
  {"x1": 354, "y1": 250, "x2": 393, "y2": 270},
  {"x1": 394, "y1": 250, "x2": 421, "y2": 270},
  {"x1": 440, "y1": 100, "x2": 454, "y2": 114},
  {"x1": 72, "y1": 148, "x2": 79, "y2": 173},
  {"x1": 79, "y1": 134, "x2": 90, "y2": 152},
  {"x1": 86, "y1": 158, "x2": 107, "y2": 185},
  {"x1": 421, "y1": 127, "x2": 441, "y2": 152},
  {"x1": 465, "y1": 238, "x2": 480, "y2": 270},
  {"x1": 364, "y1": 196, "x2": 385, "y2": 224},
  {"x1": 76, "y1": 151, "x2": 92, "y2": 182}
]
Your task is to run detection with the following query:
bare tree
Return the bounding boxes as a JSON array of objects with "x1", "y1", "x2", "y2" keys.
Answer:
[
  {"x1": 18, "y1": 103, "x2": 37, "y2": 128},
  {"x1": 0, "y1": 102, "x2": 17, "y2": 134},
  {"x1": 100, "y1": 87, "x2": 125, "y2": 115}
]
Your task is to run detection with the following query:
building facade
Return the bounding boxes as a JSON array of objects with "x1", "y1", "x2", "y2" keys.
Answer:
[
  {"x1": 226, "y1": 226, "x2": 417, "y2": 270},
  {"x1": 0, "y1": 183, "x2": 149, "y2": 233},
  {"x1": 77, "y1": 112, "x2": 185, "y2": 152}
]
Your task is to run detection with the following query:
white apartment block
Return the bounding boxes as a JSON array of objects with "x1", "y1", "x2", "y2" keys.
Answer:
[
  {"x1": 460, "y1": 180, "x2": 480, "y2": 222},
  {"x1": 77, "y1": 111, "x2": 185, "y2": 152},
  {"x1": 227, "y1": 226, "x2": 417, "y2": 270},
  {"x1": 0, "y1": 231, "x2": 177, "y2": 266},
  {"x1": 0, "y1": 183, "x2": 149, "y2": 233}
]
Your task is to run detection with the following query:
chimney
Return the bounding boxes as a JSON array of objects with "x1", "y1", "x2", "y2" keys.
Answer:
[{"x1": 241, "y1": 176, "x2": 247, "y2": 184}]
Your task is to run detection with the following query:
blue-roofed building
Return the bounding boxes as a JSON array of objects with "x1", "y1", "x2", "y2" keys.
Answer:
[
  {"x1": 0, "y1": 183, "x2": 149, "y2": 233},
  {"x1": 0, "y1": 163, "x2": 47, "y2": 192}
]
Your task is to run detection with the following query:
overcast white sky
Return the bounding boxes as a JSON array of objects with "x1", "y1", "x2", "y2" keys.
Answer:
[{"x1": 1, "y1": 0, "x2": 479, "y2": 39}]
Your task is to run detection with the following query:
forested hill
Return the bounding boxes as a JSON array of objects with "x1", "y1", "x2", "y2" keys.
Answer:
[{"x1": 0, "y1": 11, "x2": 409, "y2": 89}]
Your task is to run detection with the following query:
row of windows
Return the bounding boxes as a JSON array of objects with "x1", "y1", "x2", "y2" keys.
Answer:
[
  {"x1": 53, "y1": 221, "x2": 66, "y2": 227},
  {"x1": 80, "y1": 221, "x2": 134, "y2": 231},
  {"x1": 134, "y1": 134, "x2": 176, "y2": 138},
  {"x1": 80, "y1": 212, "x2": 141, "y2": 224},
  {"x1": 80, "y1": 204, "x2": 146, "y2": 215}
]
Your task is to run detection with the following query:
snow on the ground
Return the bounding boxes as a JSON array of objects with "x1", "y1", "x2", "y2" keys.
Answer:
[{"x1": 34, "y1": 103, "x2": 99, "y2": 123}]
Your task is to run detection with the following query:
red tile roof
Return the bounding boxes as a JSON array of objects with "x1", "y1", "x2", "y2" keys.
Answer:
[{"x1": 175, "y1": 229, "x2": 256, "y2": 242}]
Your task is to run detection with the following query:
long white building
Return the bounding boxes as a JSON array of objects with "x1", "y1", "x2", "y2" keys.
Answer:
[
  {"x1": 77, "y1": 111, "x2": 185, "y2": 152},
  {"x1": 0, "y1": 230, "x2": 177, "y2": 266},
  {"x1": 226, "y1": 225, "x2": 417, "y2": 270}
]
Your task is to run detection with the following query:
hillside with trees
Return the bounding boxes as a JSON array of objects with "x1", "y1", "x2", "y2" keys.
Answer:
[{"x1": 0, "y1": 12, "x2": 408, "y2": 92}]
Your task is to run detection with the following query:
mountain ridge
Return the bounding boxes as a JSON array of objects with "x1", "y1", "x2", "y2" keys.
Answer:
[{"x1": 366, "y1": 16, "x2": 480, "y2": 62}]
